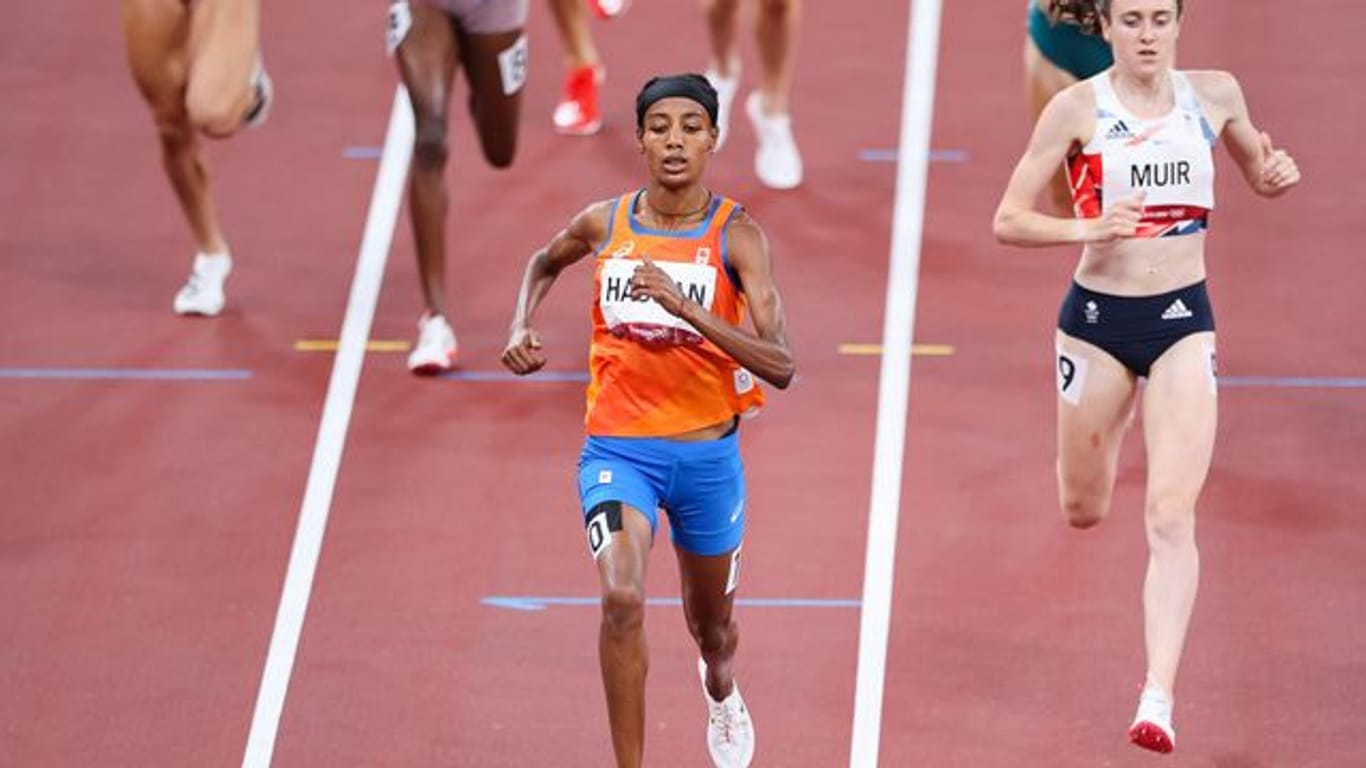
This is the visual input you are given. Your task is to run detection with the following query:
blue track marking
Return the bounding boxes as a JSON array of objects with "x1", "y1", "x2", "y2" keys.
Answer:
[
  {"x1": 483, "y1": 596, "x2": 862, "y2": 612},
  {"x1": 1220, "y1": 376, "x2": 1366, "y2": 389},
  {"x1": 0, "y1": 368, "x2": 253, "y2": 381},
  {"x1": 342, "y1": 146, "x2": 384, "y2": 160},
  {"x1": 860, "y1": 148, "x2": 970, "y2": 163}
]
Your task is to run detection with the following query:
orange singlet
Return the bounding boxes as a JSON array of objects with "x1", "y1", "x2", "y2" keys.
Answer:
[{"x1": 585, "y1": 190, "x2": 765, "y2": 436}]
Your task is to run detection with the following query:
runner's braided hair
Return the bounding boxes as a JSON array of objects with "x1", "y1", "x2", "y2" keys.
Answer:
[{"x1": 1048, "y1": 1, "x2": 1184, "y2": 36}]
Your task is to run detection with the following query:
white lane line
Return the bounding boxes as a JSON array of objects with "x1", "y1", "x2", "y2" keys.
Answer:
[
  {"x1": 849, "y1": 0, "x2": 943, "y2": 765},
  {"x1": 241, "y1": 85, "x2": 414, "y2": 768}
]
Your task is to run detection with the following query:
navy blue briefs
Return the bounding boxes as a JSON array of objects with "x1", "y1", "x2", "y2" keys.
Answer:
[{"x1": 1058, "y1": 280, "x2": 1215, "y2": 377}]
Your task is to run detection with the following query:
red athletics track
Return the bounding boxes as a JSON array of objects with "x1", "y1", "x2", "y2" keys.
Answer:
[
  {"x1": 3, "y1": 2, "x2": 1363, "y2": 768},
  {"x1": 2, "y1": 1, "x2": 908, "y2": 766},
  {"x1": 877, "y1": 2, "x2": 1366, "y2": 767},
  {"x1": 1, "y1": 2, "x2": 396, "y2": 766}
]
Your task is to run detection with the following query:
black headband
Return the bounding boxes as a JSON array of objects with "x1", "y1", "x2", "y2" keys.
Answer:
[{"x1": 635, "y1": 74, "x2": 718, "y2": 129}]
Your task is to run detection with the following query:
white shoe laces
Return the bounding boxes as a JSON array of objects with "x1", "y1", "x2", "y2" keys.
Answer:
[
  {"x1": 1134, "y1": 688, "x2": 1174, "y2": 731},
  {"x1": 709, "y1": 695, "x2": 745, "y2": 746}
]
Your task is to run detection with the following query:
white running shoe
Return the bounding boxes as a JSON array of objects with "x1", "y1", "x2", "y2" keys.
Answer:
[
  {"x1": 243, "y1": 54, "x2": 273, "y2": 129},
  {"x1": 745, "y1": 91, "x2": 803, "y2": 190},
  {"x1": 407, "y1": 313, "x2": 457, "y2": 374},
  {"x1": 173, "y1": 252, "x2": 232, "y2": 316},
  {"x1": 1128, "y1": 687, "x2": 1176, "y2": 754},
  {"x1": 704, "y1": 68, "x2": 740, "y2": 150},
  {"x1": 698, "y1": 658, "x2": 755, "y2": 768}
]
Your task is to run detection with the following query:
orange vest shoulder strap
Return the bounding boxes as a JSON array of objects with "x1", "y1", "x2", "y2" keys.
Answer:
[
  {"x1": 608, "y1": 191, "x2": 638, "y2": 237},
  {"x1": 705, "y1": 196, "x2": 739, "y2": 241}
]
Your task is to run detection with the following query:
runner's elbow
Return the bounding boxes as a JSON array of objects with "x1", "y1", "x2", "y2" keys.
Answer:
[
  {"x1": 992, "y1": 206, "x2": 1021, "y2": 244},
  {"x1": 768, "y1": 358, "x2": 795, "y2": 390},
  {"x1": 532, "y1": 248, "x2": 561, "y2": 278}
]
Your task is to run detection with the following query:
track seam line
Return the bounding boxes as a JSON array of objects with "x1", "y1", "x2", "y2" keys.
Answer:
[
  {"x1": 848, "y1": 1, "x2": 943, "y2": 765},
  {"x1": 240, "y1": 85, "x2": 414, "y2": 768}
]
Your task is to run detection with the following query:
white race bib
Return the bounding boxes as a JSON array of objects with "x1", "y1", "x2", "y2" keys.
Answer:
[
  {"x1": 599, "y1": 258, "x2": 717, "y2": 346},
  {"x1": 385, "y1": 1, "x2": 413, "y2": 56},
  {"x1": 497, "y1": 34, "x2": 528, "y2": 96},
  {"x1": 1100, "y1": 119, "x2": 1215, "y2": 212}
]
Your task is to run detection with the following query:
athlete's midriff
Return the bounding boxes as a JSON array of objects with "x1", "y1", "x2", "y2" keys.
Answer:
[
  {"x1": 661, "y1": 418, "x2": 736, "y2": 442},
  {"x1": 1076, "y1": 234, "x2": 1207, "y2": 296}
]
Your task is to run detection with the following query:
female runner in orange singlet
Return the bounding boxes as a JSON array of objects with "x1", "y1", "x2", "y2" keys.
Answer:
[{"x1": 502, "y1": 74, "x2": 794, "y2": 768}]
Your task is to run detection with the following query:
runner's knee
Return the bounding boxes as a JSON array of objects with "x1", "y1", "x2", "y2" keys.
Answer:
[
  {"x1": 1058, "y1": 460, "x2": 1112, "y2": 528},
  {"x1": 1061, "y1": 496, "x2": 1107, "y2": 529},
  {"x1": 1144, "y1": 498, "x2": 1195, "y2": 550},
  {"x1": 601, "y1": 585, "x2": 645, "y2": 635},
  {"x1": 1059, "y1": 479, "x2": 1110, "y2": 529},
  {"x1": 412, "y1": 115, "x2": 449, "y2": 170},
  {"x1": 186, "y1": 88, "x2": 245, "y2": 138},
  {"x1": 688, "y1": 614, "x2": 737, "y2": 657}
]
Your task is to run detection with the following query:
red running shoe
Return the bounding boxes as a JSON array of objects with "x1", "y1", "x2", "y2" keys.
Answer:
[{"x1": 553, "y1": 65, "x2": 602, "y2": 136}]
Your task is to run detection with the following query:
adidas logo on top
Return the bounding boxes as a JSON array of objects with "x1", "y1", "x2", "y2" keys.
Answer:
[
  {"x1": 1105, "y1": 119, "x2": 1134, "y2": 140},
  {"x1": 1161, "y1": 298, "x2": 1194, "y2": 320}
]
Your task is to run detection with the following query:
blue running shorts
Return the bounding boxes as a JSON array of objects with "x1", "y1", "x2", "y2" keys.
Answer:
[{"x1": 577, "y1": 425, "x2": 745, "y2": 557}]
